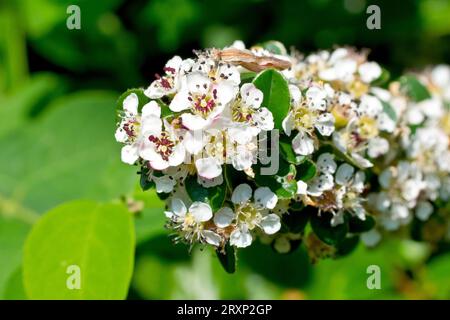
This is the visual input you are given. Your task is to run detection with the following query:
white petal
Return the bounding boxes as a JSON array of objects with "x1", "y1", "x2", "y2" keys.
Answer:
[
  {"x1": 144, "y1": 81, "x2": 165, "y2": 99},
  {"x1": 315, "y1": 113, "x2": 335, "y2": 136},
  {"x1": 198, "y1": 174, "x2": 223, "y2": 188},
  {"x1": 171, "y1": 198, "x2": 187, "y2": 217},
  {"x1": 141, "y1": 100, "x2": 161, "y2": 118},
  {"x1": 307, "y1": 173, "x2": 334, "y2": 195},
  {"x1": 115, "y1": 124, "x2": 128, "y2": 143},
  {"x1": 231, "y1": 146, "x2": 254, "y2": 171},
  {"x1": 351, "y1": 152, "x2": 373, "y2": 168},
  {"x1": 230, "y1": 228, "x2": 252, "y2": 248},
  {"x1": 141, "y1": 116, "x2": 162, "y2": 137},
  {"x1": 401, "y1": 180, "x2": 422, "y2": 202},
  {"x1": 123, "y1": 93, "x2": 138, "y2": 115},
  {"x1": 165, "y1": 55, "x2": 182, "y2": 70},
  {"x1": 289, "y1": 84, "x2": 301, "y2": 106},
  {"x1": 354, "y1": 205, "x2": 366, "y2": 221},
  {"x1": 121, "y1": 145, "x2": 139, "y2": 165},
  {"x1": 149, "y1": 154, "x2": 169, "y2": 171},
  {"x1": 217, "y1": 63, "x2": 241, "y2": 86},
  {"x1": 181, "y1": 113, "x2": 209, "y2": 130},
  {"x1": 317, "y1": 152, "x2": 337, "y2": 174},
  {"x1": 367, "y1": 137, "x2": 389, "y2": 158},
  {"x1": 292, "y1": 131, "x2": 315, "y2": 155},
  {"x1": 202, "y1": 230, "x2": 222, "y2": 246},
  {"x1": 195, "y1": 157, "x2": 222, "y2": 179},
  {"x1": 358, "y1": 62, "x2": 382, "y2": 83},
  {"x1": 168, "y1": 144, "x2": 185, "y2": 166},
  {"x1": 187, "y1": 72, "x2": 211, "y2": 95},
  {"x1": 282, "y1": 113, "x2": 294, "y2": 136},
  {"x1": 231, "y1": 183, "x2": 252, "y2": 204},
  {"x1": 359, "y1": 95, "x2": 383, "y2": 117},
  {"x1": 260, "y1": 214, "x2": 281, "y2": 234},
  {"x1": 189, "y1": 201, "x2": 213, "y2": 222},
  {"x1": 335, "y1": 163, "x2": 355, "y2": 185},
  {"x1": 153, "y1": 175, "x2": 176, "y2": 193},
  {"x1": 216, "y1": 81, "x2": 237, "y2": 106},
  {"x1": 214, "y1": 207, "x2": 235, "y2": 228},
  {"x1": 375, "y1": 192, "x2": 391, "y2": 212},
  {"x1": 306, "y1": 86, "x2": 327, "y2": 110},
  {"x1": 227, "y1": 125, "x2": 255, "y2": 145},
  {"x1": 361, "y1": 229, "x2": 381, "y2": 247},
  {"x1": 253, "y1": 108, "x2": 274, "y2": 131},
  {"x1": 415, "y1": 201, "x2": 433, "y2": 221},
  {"x1": 169, "y1": 90, "x2": 191, "y2": 112},
  {"x1": 377, "y1": 112, "x2": 396, "y2": 133},
  {"x1": 254, "y1": 187, "x2": 278, "y2": 209},
  {"x1": 392, "y1": 203, "x2": 410, "y2": 219},
  {"x1": 353, "y1": 171, "x2": 365, "y2": 193},
  {"x1": 241, "y1": 83, "x2": 263, "y2": 108},
  {"x1": 183, "y1": 130, "x2": 204, "y2": 155},
  {"x1": 296, "y1": 180, "x2": 308, "y2": 195}
]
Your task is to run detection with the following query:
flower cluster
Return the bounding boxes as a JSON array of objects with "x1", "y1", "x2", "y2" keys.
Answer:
[{"x1": 115, "y1": 41, "x2": 449, "y2": 267}]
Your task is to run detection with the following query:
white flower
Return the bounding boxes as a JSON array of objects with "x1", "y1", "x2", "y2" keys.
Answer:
[
  {"x1": 361, "y1": 229, "x2": 381, "y2": 247},
  {"x1": 144, "y1": 56, "x2": 186, "y2": 99},
  {"x1": 115, "y1": 94, "x2": 162, "y2": 165},
  {"x1": 139, "y1": 103, "x2": 185, "y2": 170},
  {"x1": 367, "y1": 137, "x2": 389, "y2": 158},
  {"x1": 169, "y1": 72, "x2": 237, "y2": 130},
  {"x1": 415, "y1": 201, "x2": 433, "y2": 221},
  {"x1": 306, "y1": 153, "x2": 336, "y2": 196},
  {"x1": 226, "y1": 83, "x2": 274, "y2": 144},
  {"x1": 319, "y1": 54, "x2": 357, "y2": 83},
  {"x1": 214, "y1": 183, "x2": 280, "y2": 248},
  {"x1": 358, "y1": 62, "x2": 382, "y2": 83},
  {"x1": 193, "y1": 57, "x2": 241, "y2": 86},
  {"x1": 165, "y1": 199, "x2": 221, "y2": 246},
  {"x1": 283, "y1": 85, "x2": 335, "y2": 156},
  {"x1": 195, "y1": 156, "x2": 222, "y2": 180}
]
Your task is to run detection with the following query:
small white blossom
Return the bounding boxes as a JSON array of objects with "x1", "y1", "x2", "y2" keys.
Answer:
[{"x1": 214, "y1": 184, "x2": 280, "y2": 248}]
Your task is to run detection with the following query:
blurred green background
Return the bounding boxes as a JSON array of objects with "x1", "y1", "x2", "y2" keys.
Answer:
[{"x1": 1, "y1": 0, "x2": 450, "y2": 299}]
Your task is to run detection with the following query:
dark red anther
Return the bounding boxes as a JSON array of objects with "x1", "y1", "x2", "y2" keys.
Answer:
[{"x1": 163, "y1": 67, "x2": 176, "y2": 74}]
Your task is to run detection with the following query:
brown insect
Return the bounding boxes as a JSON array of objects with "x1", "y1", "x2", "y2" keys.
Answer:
[{"x1": 211, "y1": 48, "x2": 292, "y2": 73}]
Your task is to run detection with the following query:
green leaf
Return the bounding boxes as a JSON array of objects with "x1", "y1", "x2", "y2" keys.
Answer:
[
  {"x1": 23, "y1": 200, "x2": 135, "y2": 299},
  {"x1": 216, "y1": 244, "x2": 236, "y2": 274},
  {"x1": 348, "y1": 215, "x2": 376, "y2": 233},
  {"x1": 185, "y1": 175, "x2": 226, "y2": 212},
  {"x1": 253, "y1": 69, "x2": 290, "y2": 130},
  {"x1": 295, "y1": 159, "x2": 317, "y2": 182},
  {"x1": 132, "y1": 186, "x2": 166, "y2": 244},
  {"x1": 310, "y1": 211, "x2": 348, "y2": 246},
  {"x1": 0, "y1": 215, "x2": 31, "y2": 299},
  {"x1": 139, "y1": 166, "x2": 154, "y2": 191},
  {"x1": 280, "y1": 135, "x2": 306, "y2": 165},
  {"x1": 240, "y1": 241, "x2": 311, "y2": 288},
  {"x1": 240, "y1": 72, "x2": 257, "y2": 84},
  {"x1": 282, "y1": 210, "x2": 310, "y2": 233},
  {"x1": 0, "y1": 91, "x2": 137, "y2": 214},
  {"x1": 399, "y1": 75, "x2": 431, "y2": 102},
  {"x1": 3, "y1": 266, "x2": 27, "y2": 300},
  {"x1": 259, "y1": 40, "x2": 287, "y2": 55},
  {"x1": 335, "y1": 236, "x2": 360, "y2": 257},
  {"x1": 381, "y1": 101, "x2": 397, "y2": 122},
  {"x1": 254, "y1": 159, "x2": 297, "y2": 199},
  {"x1": 0, "y1": 73, "x2": 66, "y2": 139},
  {"x1": 224, "y1": 164, "x2": 248, "y2": 192}
]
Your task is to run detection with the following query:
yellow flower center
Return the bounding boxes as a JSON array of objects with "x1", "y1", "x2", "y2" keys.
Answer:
[
  {"x1": 294, "y1": 106, "x2": 318, "y2": 133},
  {"x1": 357, "y1": 116, "x2": 379, "y2": 139},
  {"x1": 237, "y1": 203, "x2": 260, "y2": 230}
]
